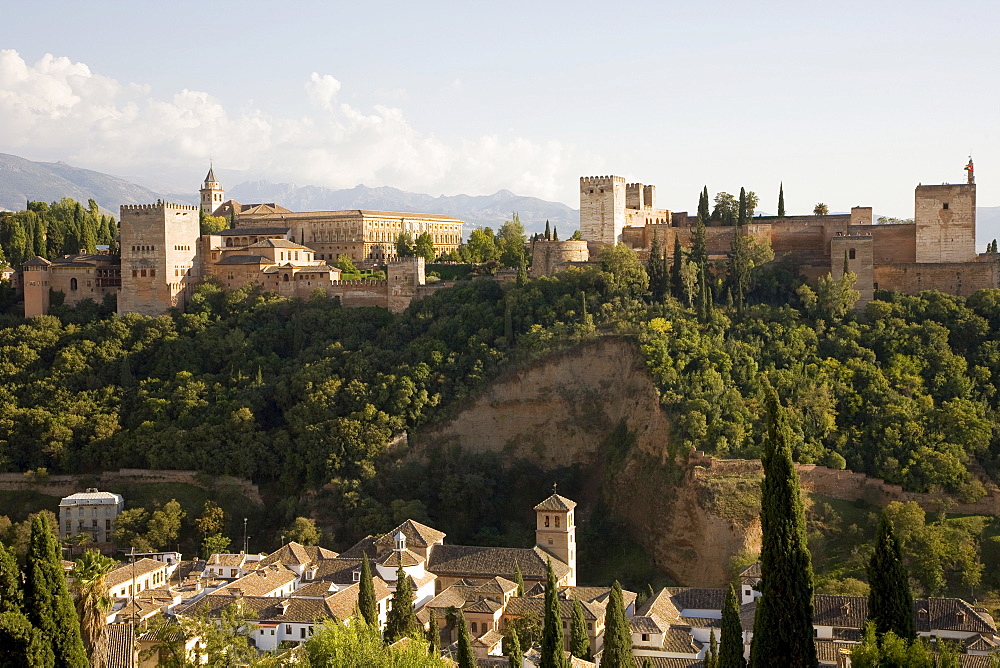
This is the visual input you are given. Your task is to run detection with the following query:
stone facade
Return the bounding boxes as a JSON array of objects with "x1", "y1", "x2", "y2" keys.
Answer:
[
  {"x1": 579, "y1": 176, "x2": 627, "y2": 250},
  {"x1": 530, "y1": 239, "x2": 589, "y2": 278},
  {"x1": 118, "y1": 203, "x2": 201, "y2": 316}
]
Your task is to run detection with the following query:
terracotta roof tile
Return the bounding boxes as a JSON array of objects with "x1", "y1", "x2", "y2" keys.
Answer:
[
  {"x1": 533, "y1": 494, "x2": 577, "y2": 511},
  {"x1": 428, "y1": 545, "x2": 569, "y2": 581},
  {"x1": 375, "y1": 519, "x2": 446, "y2": 550}
]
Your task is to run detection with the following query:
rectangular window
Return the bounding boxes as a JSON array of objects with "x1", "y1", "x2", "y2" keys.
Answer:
[
  {"x1": 943, "y1": 203, "x2": 949, "y2": 209},
  {"x1": 300, "y1": 628, "x2": 306, "y2": 639},
  {"x1": 286, "y1": 625, "x2": 291, "y2": 635}
]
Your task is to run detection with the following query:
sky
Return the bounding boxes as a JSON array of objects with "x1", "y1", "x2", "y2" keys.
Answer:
[{"x1": 0, "y1": 0, "x2": 998, "y2": 217}]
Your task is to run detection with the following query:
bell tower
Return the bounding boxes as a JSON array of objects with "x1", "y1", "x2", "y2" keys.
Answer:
[
  {"x1": 534, "y1": 487, "x2": 577, "y2": 586},
  {"x1": 200, "y1": 165, "x2": 225, "y2": 215}
]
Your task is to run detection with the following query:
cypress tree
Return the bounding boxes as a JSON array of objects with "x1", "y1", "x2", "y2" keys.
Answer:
[
  {"x1": 699, "y1": 186, "x2": 711, "y2": 223},
  {"x1": 32, "y1": 219, "x2": 46, "y2": 258},
  {"x1": 570, "y1": 598, "x2": 590, "y2": 659},
  {"x1": 357, "y1": 554, "x2": 377, "y2": 627},
  {"x1": 647, "y1": 230, "x2": 665, "y2": 302},
  {"x1": 0, "y1": 542, "x2": 22, "y2": 613},
  {"x1": 553, "y1": 226, "x2": 559, "y2": 241},
  {"x1": 23, "y1": 514, "x2": 87, "y2": 668},
  {"x1": 507, "y1": 627, "x2": 522, "y2": 668},
  {"x1": 867, "y1": 514, "x2": 915, "y2": 641},
  {"x1": 545, "y1": 220, "x2": 551, "y2": 241},
  {"x1": 601, "y1": 581, "x2": 632, "y2": 668},
  {"x1": 691, "y1": 213, "x2": 708, "y2": 269},
  {"x1": 540, "y1": 560, "x2": 567, "y2": 668},
  {"x1": 720, "y1": 584, "x2": 746, "y2": 668},
  {"x1": 513, "y1": 560, "x2": 525, "y2": 597},
  {"x1": 456, "y1": 610, "x2": 476, "y2": 668},
  {"x1": 385, "y1": 565, "x2": 420, "y2": 642},
  {"x1": 671, "y1": 235, "x2": 683, "y2": 299},
  {"x1": 427, "y1": 612, "x2": 440, "y2": 656},
  {"x1": 705, "y1": 629, "x2": 719, "y2": 668},
  {"x1": 738, "y1": 187, "x2": 748, "y2": 227},
  {"x1": 778, "y1": 183, "x2": 786, "y2": 218},
  {"x1": 749, "y1": 381, "x2": 817, "y2": 667},
  {"x1": 0, "y1": 611, "x2": 54, "y2": 668},
  {"x1": 698, "y1": 263, "x2": 709, "y2": 322}
]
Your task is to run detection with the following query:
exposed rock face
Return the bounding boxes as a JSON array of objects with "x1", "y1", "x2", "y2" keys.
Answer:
[{"x1": 413, "y1": 337, "x2": 761, "y2": 587}]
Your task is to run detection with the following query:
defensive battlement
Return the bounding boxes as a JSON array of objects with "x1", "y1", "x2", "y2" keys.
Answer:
[
  {"x1": 580, "y1": 175, "x2": 626, "y2": 185},
  {"x1": 120, "y1": 203, "x2": 199, "y2": 212},
  {"x1": 329, "y1": 280, "x2": 388, "y2": 287}
]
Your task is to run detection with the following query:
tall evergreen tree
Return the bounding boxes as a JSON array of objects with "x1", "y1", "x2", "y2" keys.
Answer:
[
  {"x1": 0, "y1": 611, "x2": 54, "y2": 668},
  {"x1": 867, "y1": 514, "x2": 915, "y2": 641},
  {"x1": 691, "y1": 213, "x2": 708, "y2": 269},
  {"x1": 647, "y1": 230, "x2": 666, "y2": 302},
  {"x1": 513, "y1": 561, "x2": 525, "y2": 597},
  {"x1": 427, "y1": 612, "x2": 440, "y2": 656},
  {"x1": 570, "y1": 598, "x2": 590, "y2": 659},
  {"x1": 671, "y1": 235, "x2": 683, "y2": 299},
  {"x1": 0, "y1": 542, "x2": 22, "y2": 613},
  {"x1": 540, "y1": 560, "x2": 567, "y2": 668},
  {"x1": 602, "y1": 581, "x2": 632, "y2": 668},
  {"x1": 705, "y1": 629, "x2": 719, "y2": 668},
  {"x1": 23, "y1": 514, "x2": 87, "y2": 668},
  {"x1": 507, "y1": 627, "x2": 522, "y2": 668},
  {"x1": 553, "y1": 226, "x2": 559, "y2": 241},
  {"x1": 749, "y1": 381, "x2": 817, "y2": 667},
  {"x1": 699, "y1": 186, "x2": 711, "y2": 224},
  {"x1": 385, "y1": 565, "x2": 420, "y2": 642},
  {"x1": 455, "y1": 610, "x2": 476, "y2": 668},
  {"x1": 720, "y1": 584, "x2": 746, "y2": 668},
  {"x1": 737, "y1": 187, "x2": 749, "y2": 227},
  {"x1": 778, "y1": 183, "x2": 786, "y2": 218},
  {"x1": 357, "y1": 554, "x2": 378, "y2": 627},
  {"x1": 545, "y1": 220, "x2": 551, "y2": 241}
]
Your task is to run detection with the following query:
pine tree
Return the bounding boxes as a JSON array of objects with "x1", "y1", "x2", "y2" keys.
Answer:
[
  {"x1": 720, "y1": 584, "x2": 746, "y2": 668},
  {"x1": 671, "y1": 235, "x2": 683, "y2": 299},
  {"x1": 514, "y1": 561, "x2": 525, "y2": 597},
  {"x1": 357, "y1": 554, "x2": 378, "y2": 627},
  {"x1": 778, "y1": 183, "x2": 786, "y2": 218},
  {"x1": 540, "y1": 560, "x2": 567, "y2": 668},
  {"x1": 23, "y1": 514, "x2": 87, "y2": 667},
  {"x1": 427, "y1": 612, "x2": 440, "y2": 656},
  {"x1": 749, "y1": 381, "x2": 817, "y2": 667},
  {"x1": 507, "y1": 627, "x2": 522, "y2": 668},
  {"x1": 705, "y1": 629, "x2": 719, "y2": 668},
  {"x1": 602, "y1": 581, "x2": 632, "y2": 668},
  {"x1": 867, "y1": 514, "x2": 915, "y2": 641},
  {"x1": 647, "y1": 230, "x2": 666, "y2": 302},
  {"x1": 456, "y1": 610, "x2": 476, "y2": 668},
  {"x1": 570, "y1": 598, "x2": 590, "y2": 659},
  {"x1": 385, "y1": 565, "x2": 420, "y2": 642},
  {"x1": 545, "y1": 220, "x2": 551, "y2": 241}
]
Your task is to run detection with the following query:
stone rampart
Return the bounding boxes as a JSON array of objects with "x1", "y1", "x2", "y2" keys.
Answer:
[
  {"x1": 874, "y1": 258, "x2": 999, "y2": 297},
  {"x1": 688, "y1": 450, "x2": 1000, "y2": 515},
  {"x1": 0, "y1": 469, "x2": 262, "y2": 505}
]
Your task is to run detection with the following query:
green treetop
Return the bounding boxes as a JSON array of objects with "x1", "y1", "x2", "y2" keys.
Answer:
[
  {"x1": 456, "y1": 610, "x2": 476, "y2": 668},
  {"x1": 385, "y1": 565, "x2": 421, "y2": 642},
  {"x1": 749, "y1": 380, "x2": 817, "y2": 668},
  {"x1": 778, "y1": 183, "x2": 786, "y2": 218},
  {"x1": 867, "y1": 514, "x2": 915, "y2": 641},
  {"x1": 540, "y1": 559, "x2": 567, "y2": 668}
]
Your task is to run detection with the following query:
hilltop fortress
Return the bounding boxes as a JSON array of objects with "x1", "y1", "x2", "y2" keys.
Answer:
[
  {"x1": 22, "y1": 169, "x2": 465, "y2": 317},
  {"x1": 534, "y1": 162, "x2": 998, "y2": 305}
]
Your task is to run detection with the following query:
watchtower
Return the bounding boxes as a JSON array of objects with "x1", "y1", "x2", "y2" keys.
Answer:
[
  {"x1": 22, "y1": 256, "x2": 52, "y2": 317},
  {"x1": 580, "y1": 176, "x2": 626, "y2": 250},
  {"x1": 118, "y1": 203, "x2": 201, "y2": 315},
  {"x1": 914, "y1": 164, "x2": 977, "y2": 263},
  {"x1": 534, "y1": 490, "x2": 577, "y2": 586},
  {"x1": 200, "y1": 166, "x2": 225, "y2": 216}
]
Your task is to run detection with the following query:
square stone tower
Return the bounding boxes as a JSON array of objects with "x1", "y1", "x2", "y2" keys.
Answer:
[
  {"x1": 118, "y1": 203, "x2": 201, "y2": 316},
  {"x1": 534, "y1": 492, "x2": 577, "y2": 586},
  {"x1": 914, "y1": 183, "x2": 976, "y2": 263},
  {"x1": 580, "y1": 176, "x2": 626, "y2": 250},
  {"x1": 831, "y1": 233, "x2": 874, "y2": 307}
]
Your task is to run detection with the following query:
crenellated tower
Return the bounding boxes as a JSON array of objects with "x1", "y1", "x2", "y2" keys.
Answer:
[{"x1": 580, "y1": 175, "x2": 626, "y2": 250}]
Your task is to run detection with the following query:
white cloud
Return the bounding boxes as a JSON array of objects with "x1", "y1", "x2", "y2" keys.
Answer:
[{"x1": 0, "y1": 50, "x2": 582, "y2": 202}]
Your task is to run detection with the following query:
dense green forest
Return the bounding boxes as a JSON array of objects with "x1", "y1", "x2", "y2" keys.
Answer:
[
  {"x1": 3, "y1": 239, "x2": 1000, "y2": 582},
  {"x1": 0, "y1": 199, "x2": 118, "y2": 264}
]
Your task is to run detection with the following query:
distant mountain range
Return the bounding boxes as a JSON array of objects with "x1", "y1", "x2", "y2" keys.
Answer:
[
  {"x1": 0, "y1": 153, "x2": 579, "y2": 236},
  {"x1": 3, "y1": 152, "x2": 1000, "y2": 244}
]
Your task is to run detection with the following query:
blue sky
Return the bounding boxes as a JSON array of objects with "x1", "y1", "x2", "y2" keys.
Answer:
[{"x1": 0, "y1": 0, "x2": 997, "y2": 217}]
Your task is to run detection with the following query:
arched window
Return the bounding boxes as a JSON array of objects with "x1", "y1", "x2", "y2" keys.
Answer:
[
  {"x1": 555, "y1": 516, "x2": 560, "y2": 528},
  {"x1": 70, "y1": 278, "x2": 78, "y2": 291},
  {"x1": 544, "y1": 516, "x2": 550, "y2": 528},
  {"x1": 849, "y1": 248, "x2": 856, "y2": 260},
  {"x1": 283, "y1": 274, "x2": 290, "y2": 282},
  {"x1": 471, "y1": 622, "x2": 478, "y2": 634}
]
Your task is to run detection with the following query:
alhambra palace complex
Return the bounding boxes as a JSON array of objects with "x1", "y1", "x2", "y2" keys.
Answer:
[{"x1": 15, "y1": 161, "x2": 999, "y2": 317}]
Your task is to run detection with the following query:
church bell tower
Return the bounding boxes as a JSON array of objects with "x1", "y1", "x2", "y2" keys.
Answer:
[
  {"x1": 534, "y1": 488, "x2": 577, "y2": 586},
  {"x1": 200, "y1": 165, "x2": 225, "y2": 215}
]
